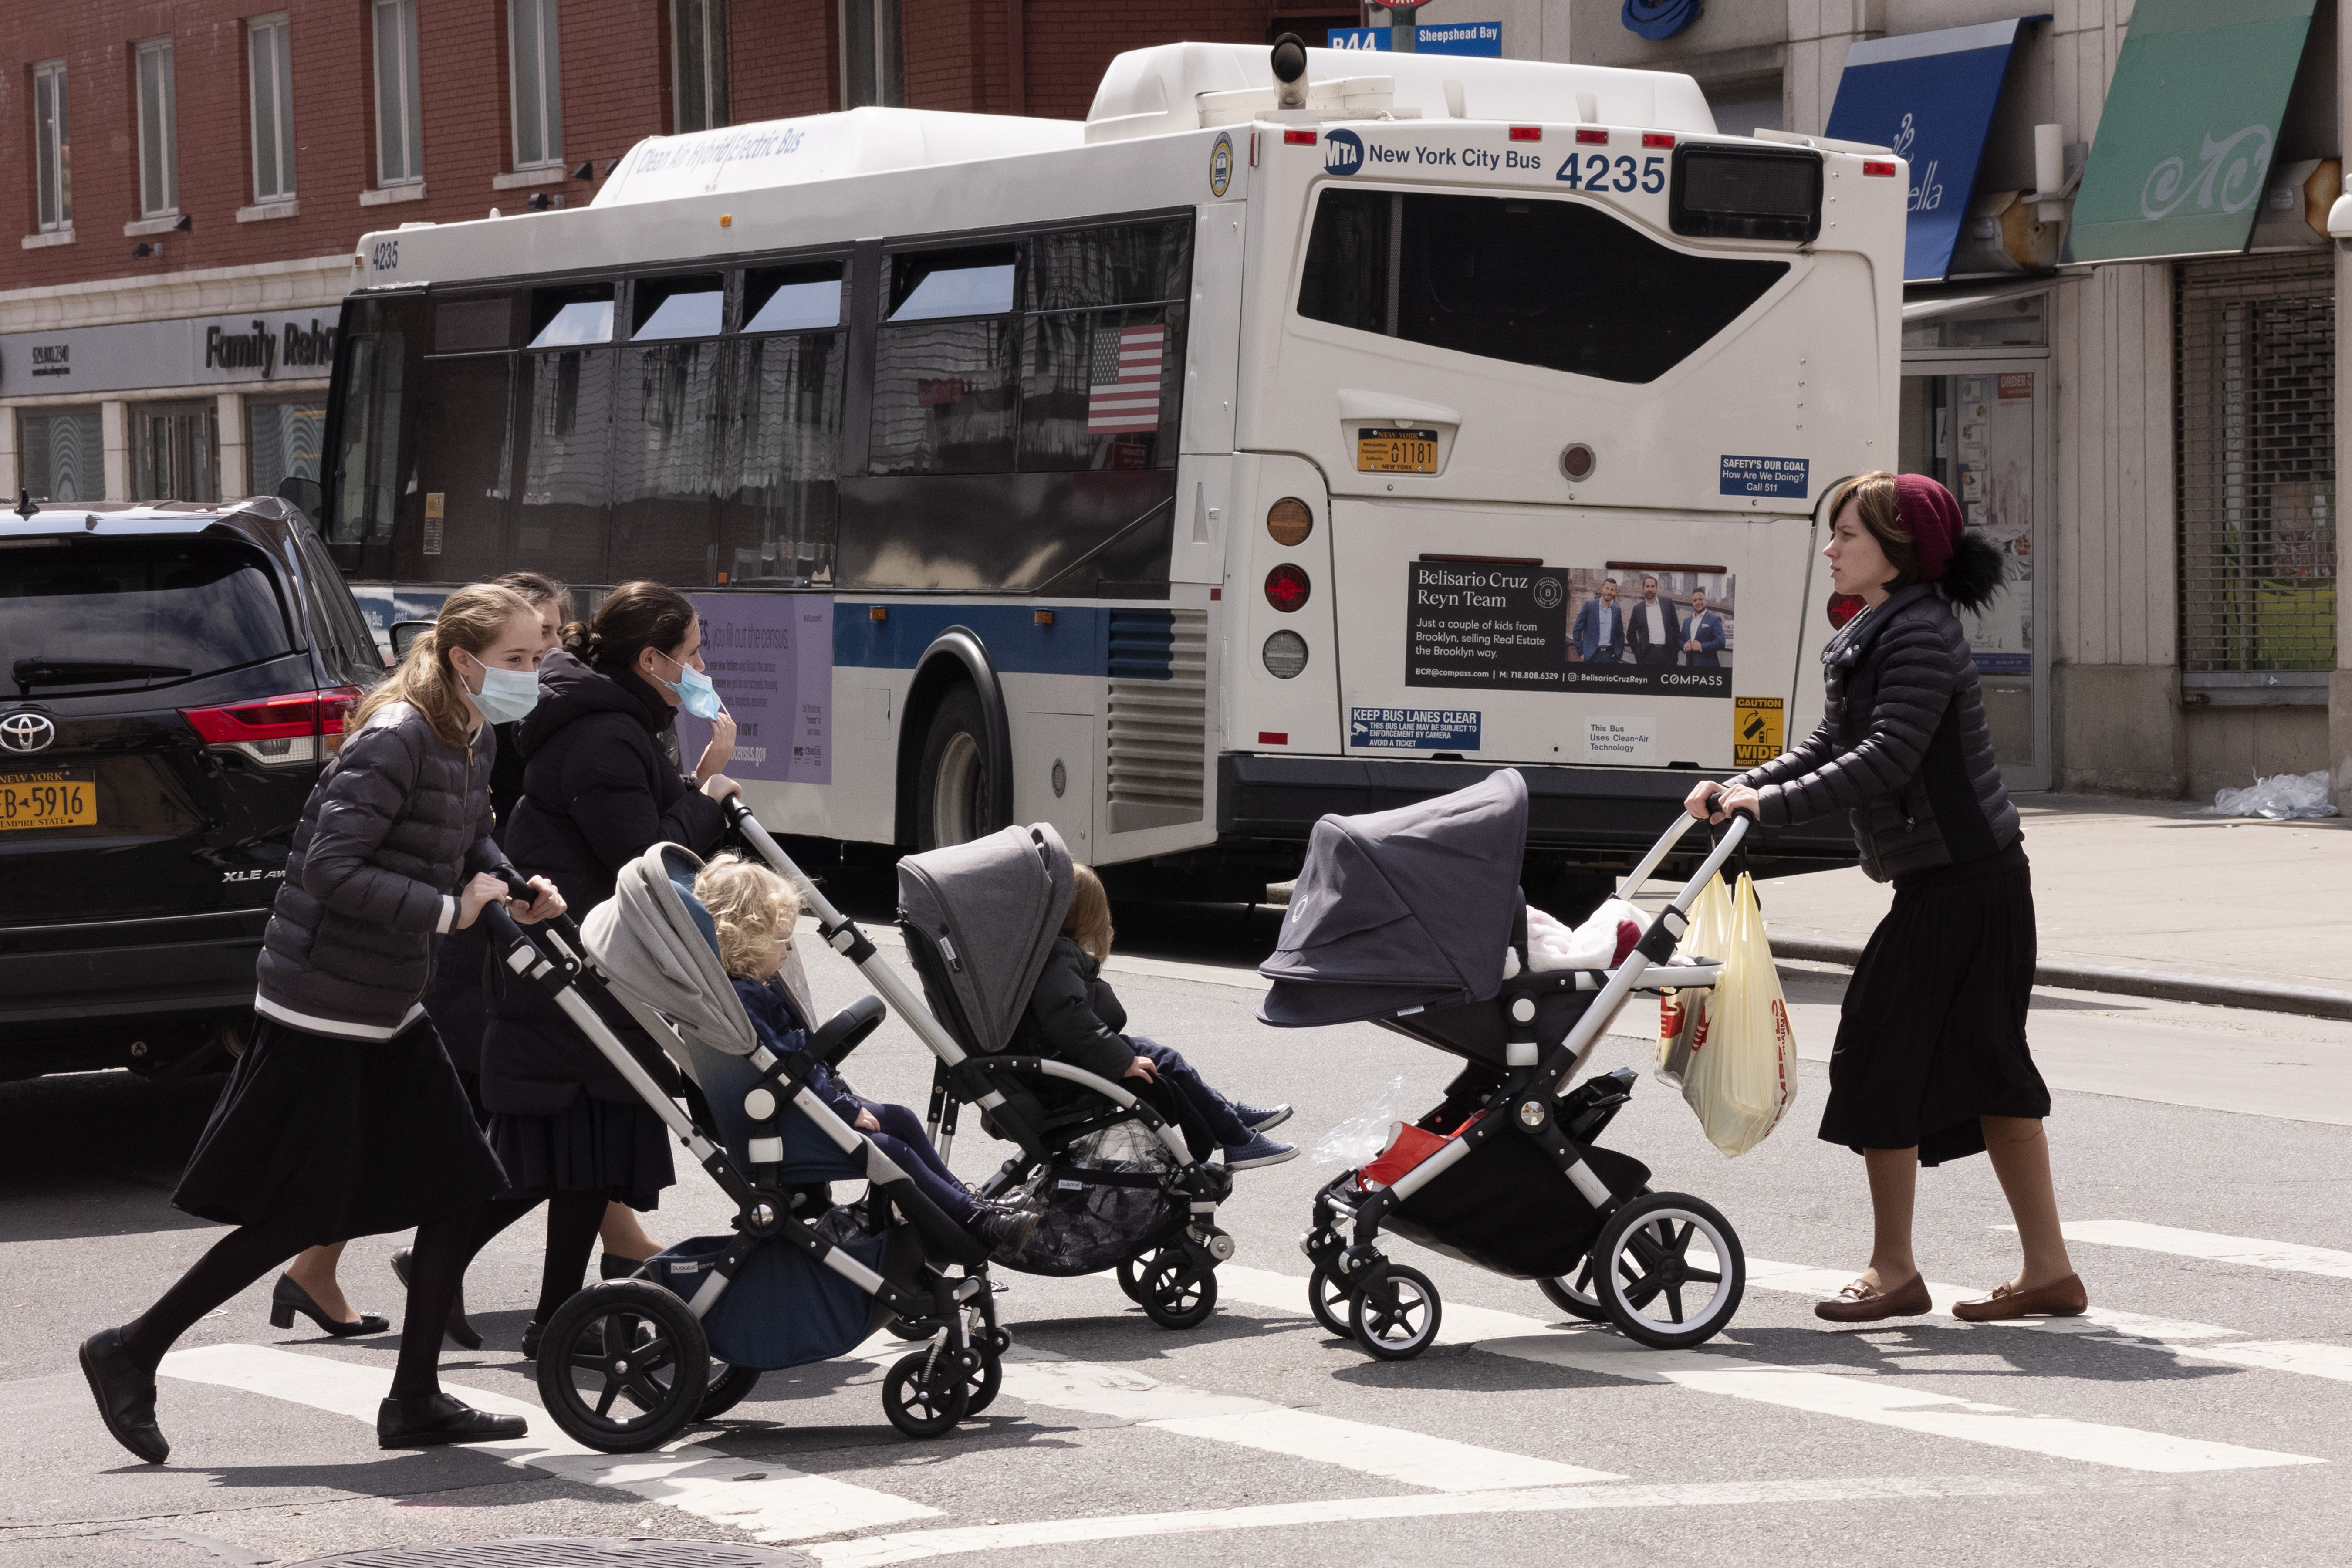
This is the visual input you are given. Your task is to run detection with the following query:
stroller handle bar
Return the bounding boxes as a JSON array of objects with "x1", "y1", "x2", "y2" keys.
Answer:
[{"x1": 1543, "y1": 809, "x2": 1754, "y2": 1095}]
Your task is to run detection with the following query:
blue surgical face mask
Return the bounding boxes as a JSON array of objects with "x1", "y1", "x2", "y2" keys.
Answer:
[
  {"x1": 656, "y1": 649, "x2": 726, "y2": 722},
  {"x1": 463, "y1": 655, "x2": 541, "y2": 726}
]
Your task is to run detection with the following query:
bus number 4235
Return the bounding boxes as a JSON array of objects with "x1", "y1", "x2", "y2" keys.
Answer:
[{"x1": 1558, "y1": 153, "x2": 1666, "y2": 194}]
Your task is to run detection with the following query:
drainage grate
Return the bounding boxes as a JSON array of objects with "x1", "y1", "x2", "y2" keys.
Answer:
[{"x1": 290, "y1": 1539, "x2": 809, "y2": 1568}]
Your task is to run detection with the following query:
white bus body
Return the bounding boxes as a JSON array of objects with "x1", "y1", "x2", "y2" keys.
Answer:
[{"x1": 329, "y1": 43, "x2": 1903, "y2": 898}]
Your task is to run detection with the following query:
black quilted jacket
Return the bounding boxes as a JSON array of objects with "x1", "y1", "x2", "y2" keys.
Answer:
[
  {"x1": 255, "y1": 703, "x2": 514, "y2": 1037},
  {"x1": 1729, "y1": 584, "x2": 2019, "y2": 882}
]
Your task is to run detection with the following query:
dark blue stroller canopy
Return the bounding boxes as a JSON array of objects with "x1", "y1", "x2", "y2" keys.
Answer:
[{"x1": 1258, "y1": 768, "x2": 1528, "y2": 1028}]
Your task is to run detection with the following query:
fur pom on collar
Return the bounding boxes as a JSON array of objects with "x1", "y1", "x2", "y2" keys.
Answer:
[{"x1": 1939, "y1": 531, "x2": 2006, "y2": 613}]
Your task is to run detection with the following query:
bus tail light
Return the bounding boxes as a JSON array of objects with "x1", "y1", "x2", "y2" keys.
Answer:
[
  {"x1": 1262, "y1": 631, "x2": 1309, "y2": 679},
  {"x1": 1264, "y1": 564, "x2": 1311, "y2": 612},
  {"x1": 1560, "y1": 443, "x2": 1597, "y2": 481},
  {"x1": 1267, "y1": 497, "x2": 1314, "y2": 545},
  {"x1": 182, "y1": 687, "x2": 362, "y2": 767}
]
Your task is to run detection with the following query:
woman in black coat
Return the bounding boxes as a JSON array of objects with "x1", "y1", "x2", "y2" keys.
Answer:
[
  {"x1": 81, "y1": 584, "x2": 567, "y2": 1463},
  {"x1": 1691, "y1": 472, "x2": 2082, "y2": 1327},
  {"x1": 479, "y1": 579, "x2": 740, "y2": 1353}
]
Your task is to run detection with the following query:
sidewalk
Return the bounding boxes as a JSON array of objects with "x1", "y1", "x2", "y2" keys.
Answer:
[{"x1": 1752, "y1": 793, "x2": 2352, "y2": 1017}]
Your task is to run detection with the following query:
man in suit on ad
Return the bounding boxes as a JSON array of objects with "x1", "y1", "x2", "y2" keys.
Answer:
[
  {"x1": 1571, "y1": 577, "x2": 1625, "y2": 663},
  {"x1": 1682, "y1": 586, "x2": 1727, "y2": 668},
  {"x1": 1626, "y1": 574, "x2": 1681, "y2": 667}
]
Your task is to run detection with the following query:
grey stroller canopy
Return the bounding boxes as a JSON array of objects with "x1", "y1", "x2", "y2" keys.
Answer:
[
  {"x1": 897, "y1": 822, "x2": 1074, "y2": 1053},
  {"x1": 1258, "y1": 768, "x2": 1528, "y2": 1028},
  {"x1": 579, "y1": 842, "x2": 757, "y2": 1064}
]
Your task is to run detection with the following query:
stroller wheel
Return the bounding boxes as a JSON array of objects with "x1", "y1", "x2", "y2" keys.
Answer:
[
  {"x1": 963, "y1": 1345, "x2": 1003, "y2": 1415},
  {"x1": 1135, "y1": 1249, "x2": 1219, "y2": 1330},
  {"x1": 1589, "y1": 1192, "x2": 1746, "y2": 1350},
  {"x1": 1115, "y1": 1256, "x2": 1148, "y2": 1304},
  {"x1": 1349, "y1": 1265, "x2": 1442, "y2": 1361},
  {"x1": 882, "y1": 1351, "x2": 971, "y2": 1438},
  {"x1": 1307, "y1": 1266, "x2": 1353, "y2": 1338},
  {"x1": 884, "y1": 1316, "x2": 930, "y2": 1341},
  {"x1": 536, "y1": 1281, "x2": 710, "y2": 1453},
  {"x1": 1536, "y1": 1261, "x2": 1609, "y2": 1323},
  {"x1": 696, "y1": 1360, "x2": 763, "y2": 1421}
]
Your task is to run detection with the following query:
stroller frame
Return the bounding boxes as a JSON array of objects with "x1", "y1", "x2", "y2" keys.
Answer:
[
  {"x1": 721, "y1": 801, "x2": 1238, "y2": 1329},
  {"x1": 1298, "y1": 810, "x2": 1755, "y2": 1358},
  {"x1": 481, "y1": 865, "x2": 1004, "y2": 1451}
]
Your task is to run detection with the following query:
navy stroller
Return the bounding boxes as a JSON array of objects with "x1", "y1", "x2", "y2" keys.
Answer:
[
  {"x1": 1260, "y1": 769, "x2": 1752, "y2": 1359},
  {"x1": 482, "y1": 841, "x2": 1004, "y2": 1450}
]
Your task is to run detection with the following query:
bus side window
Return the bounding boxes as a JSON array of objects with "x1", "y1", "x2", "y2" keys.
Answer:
[
  {"x1": 1020, "y1": 221, "x2": 1191, "y2": 473},
  {"x1": 324, "y1": 292, "x2": 424, "y2": 578},
  {"x1": 518, "y1": 282, "x2": 619, "y2": 583},
  {"x1": 722, "y1": 262, "x2": 847, "y2": 588},
  {"x1": 869, "y1": 245, "x2": 1021, "y2": 476},
  {"x1": 616, "y1": 272, "x2": 729, "y2": 586}
]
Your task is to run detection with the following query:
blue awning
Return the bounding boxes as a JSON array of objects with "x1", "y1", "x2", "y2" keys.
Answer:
[{"x1": 1825, "y1": 19, "x2": 2029, "y2": 283}]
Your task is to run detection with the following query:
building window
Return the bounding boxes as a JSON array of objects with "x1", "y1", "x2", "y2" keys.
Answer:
[
  {"x1": 373, "y1": 0, "x2": 424, "y2": 185},
  {"x1": 248, "y1": 15, "x2": 296, "y2": 202},
  {"x1": 841, "y1": 0, "x2": 903, "y2": 109},
  {"x1": 34, "y1": 60, "x2": 71, "y2": 232},
  {"x1": 248, "y1": 395, "x2": 328, "y2": 508},
  {"x1": 509, "y1": 0, "x2": 562, "y2": 169},
  {"x1": 135, "y1": 402, "x2": 221, "y2": 504},
  {"x1": 17, "y1": 408, "x2": 104, "y2": 503},
  {"x1": 672, "y1": 0, "x2": 728, "y2": 133},
  {"x1": 135, "y1": 40, "x2": 178, "y2": 217}
]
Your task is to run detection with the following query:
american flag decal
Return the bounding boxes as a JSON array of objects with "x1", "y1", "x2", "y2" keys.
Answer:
[{"x1": 1087, "y1": 324, "x2": 1166, "y2": 433}]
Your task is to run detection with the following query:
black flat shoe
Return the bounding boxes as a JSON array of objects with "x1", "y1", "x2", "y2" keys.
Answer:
[
  {"x1": 79, "y1": 1328, "x2": 168, "y2": 1464},
  {"x1": 390, "y1": 1247, "x2": 483, "y2": 1351},
  {"x1": 376, "y1": 1392, "x2": 527, "y2": 1449},
  {"x1": 270, "y1": 1274, "x2": 390, "y2": 1338}
]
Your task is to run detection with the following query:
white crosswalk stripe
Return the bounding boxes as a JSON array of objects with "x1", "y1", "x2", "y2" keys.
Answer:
[
  {"x1": 2020, "y1": 1221, "x2": 2352, "y2": 1281},
  {"x1": 1212, "y1": 1266, "x2": 2325, "y2": 1474}
]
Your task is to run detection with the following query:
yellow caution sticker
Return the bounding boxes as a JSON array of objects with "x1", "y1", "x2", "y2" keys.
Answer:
[{"x1": 1733, "y1": 696, "x2": 1784, "y2": 766}]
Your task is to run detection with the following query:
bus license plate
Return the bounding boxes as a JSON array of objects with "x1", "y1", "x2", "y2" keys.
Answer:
[
  {"x1": 1357, "y1": 428, "x2": 1440, "y2": 474},
  {"x1": 0, "y1": 769, "x2": 96, "y2": 831}
]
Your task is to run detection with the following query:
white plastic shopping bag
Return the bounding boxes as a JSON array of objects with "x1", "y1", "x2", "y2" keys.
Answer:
[
  {"x1": 1678, "y1": 872, "x2": 1798, "y2": 1157},
  {"x1": 1312, "y1": 1075, "x2": 1413, "y2": 1167},
  {"x1": 1655, "y1": 872, "x2": 1734, "y2": 1089}
]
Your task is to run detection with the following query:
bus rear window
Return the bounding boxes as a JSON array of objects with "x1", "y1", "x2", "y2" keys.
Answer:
[{"x1": 1296, "y1": 189, "x2": 1789, "y2": 385}]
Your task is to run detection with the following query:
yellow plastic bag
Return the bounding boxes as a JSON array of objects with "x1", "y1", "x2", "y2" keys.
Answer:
[
  {"x1": 1678, "y1": 872, "x2": 1798, "y2": 1157},
  {"x1": 1654, "y1": 871, "x2": 1734, "y2": 1089}
]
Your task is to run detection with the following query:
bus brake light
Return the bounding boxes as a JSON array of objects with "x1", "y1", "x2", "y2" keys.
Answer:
[{"x1": 1264, "y1": 564, "x2": 1311, "y2": 612}]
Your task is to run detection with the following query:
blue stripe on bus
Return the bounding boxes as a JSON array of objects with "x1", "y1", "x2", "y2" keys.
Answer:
[{"x1": 833, "y1": 604, "x2": 1175, "y2": 679}]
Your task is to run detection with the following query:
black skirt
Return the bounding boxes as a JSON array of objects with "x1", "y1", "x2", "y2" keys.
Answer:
[
  {"x1": 488, "y1": 1098, "x2": 675, "y2": 1212},
  {"x1": 172, "y1": 1014, "x2": 509, "y2": 1242},
  {"x1": 1819, "y1": 842, "x2": 2051, "y2": 1166}
]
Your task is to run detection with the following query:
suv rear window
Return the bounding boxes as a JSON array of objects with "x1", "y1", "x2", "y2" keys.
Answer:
[
  {"x1": 1296, "y1": 189, "x2": 1790, "y2": 384},
  {"x1": 2, "y1": 536, "x2": 295, "y2": 693}
]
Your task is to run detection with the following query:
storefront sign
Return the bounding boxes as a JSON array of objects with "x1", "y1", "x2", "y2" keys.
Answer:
[{"x1": 0, "y1": 310, "x2": 340, "y2": 396}]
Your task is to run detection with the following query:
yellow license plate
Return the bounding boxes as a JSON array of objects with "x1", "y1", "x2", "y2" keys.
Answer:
[
  {"x1": 1357, "y1": 427, "x2": 1440, "y2": 474},
  {"x1": 0, "y1": 769, "x2": 96, "y2": 831}
]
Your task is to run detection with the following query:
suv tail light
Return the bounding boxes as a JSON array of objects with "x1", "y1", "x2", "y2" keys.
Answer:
[{"x1": 182, "y1": 687, "x2": 362, "y2": 767}]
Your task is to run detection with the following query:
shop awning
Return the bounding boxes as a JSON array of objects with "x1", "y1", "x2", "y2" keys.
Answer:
[
  {"x1": 2067, "y1": 0, "x2": 2318, "y2": 264},
  {"x1": 1825, "y1": 19, "x2": 2030, "y2": 283}
]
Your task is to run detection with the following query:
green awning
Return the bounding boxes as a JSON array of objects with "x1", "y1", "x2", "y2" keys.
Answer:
[{"x1": 2068, "y1": 0, "x2": 2318, "y2": 264}]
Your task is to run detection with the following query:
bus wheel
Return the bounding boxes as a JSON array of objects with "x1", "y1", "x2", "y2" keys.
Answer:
[{"x1": 916, "y1": 685, "x2": 990, "y2": 850}]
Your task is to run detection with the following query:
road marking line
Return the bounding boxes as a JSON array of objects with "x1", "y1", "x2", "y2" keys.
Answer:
[
  {"x1": 854, "y1": 1335, "x2": 1619, "y2": 1491},
  {"x1": 1213, "y1": 1266, "x2": 2322, "y2": 1474},
  {"x1": 1746, "y1": 1259, "x2": 2352, "y2": 1384},
  {"x1": 800, "y1": 1475, "x2": 2059, "y2": 1565},
  {"x1": 158, "y1": 1343, "x2": 939, "y2": 1543},
  {"x1": 2019, "y1": 1221, "x2": 2352, "y2": 1281}
]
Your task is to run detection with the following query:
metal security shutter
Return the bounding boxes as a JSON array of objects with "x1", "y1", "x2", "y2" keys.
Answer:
[
  {"x1": 2175, "y1": 254, "x2": 2336, "y2": 693},
  {"x1": 1105, "y1": 608, "x2": 1206, "y2": 834}
]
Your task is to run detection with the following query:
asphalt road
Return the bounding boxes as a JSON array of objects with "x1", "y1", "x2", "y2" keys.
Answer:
[{"x1": 6, "y1": 897, "x2": 2350, "y2": 1568}]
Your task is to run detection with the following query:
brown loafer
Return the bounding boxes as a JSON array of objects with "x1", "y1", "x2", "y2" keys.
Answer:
[
  {"x1": 1813, "y1": 1274, "x2": 1932, "y2": 1323},
  {"x1": 1953, "y1": 1274, "x2": 2087, "y2": 1321}
]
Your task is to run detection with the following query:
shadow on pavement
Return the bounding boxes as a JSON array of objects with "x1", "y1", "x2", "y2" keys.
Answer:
[{"x1": 0, "y1": 1069, "x2": 226, "y2": 1244}]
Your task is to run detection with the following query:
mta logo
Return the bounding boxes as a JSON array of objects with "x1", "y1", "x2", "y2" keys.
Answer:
[{"x1": 1325, "y1": 129, "x2": 1364, "y2": 176}]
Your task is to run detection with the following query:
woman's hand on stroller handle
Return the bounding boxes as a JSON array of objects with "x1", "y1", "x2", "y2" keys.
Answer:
[
  {"x1": 1684, "y1": 780, "x2": 1760, "y2": 825},
  {"x1": 700, "y1": 771, "x2": 742, "y2": 802},
  {"x1": 484, "y1": 870, "x2": 567, "y2": 926}
]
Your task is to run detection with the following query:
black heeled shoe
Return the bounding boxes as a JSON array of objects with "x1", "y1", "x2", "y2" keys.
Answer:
[
  {"x1": 79, "y1": 1328, "x2": 169, "y2": 1464},
  {"x1": 270, "y1": 1274, "x2": 390, "y2": 1338},
  {"x1": 390, "y1": 1247, "x2": 483, "y2": 1351},
  {"x1": 376, "y1": 1392, "x2": 527, "y2": 1449}
]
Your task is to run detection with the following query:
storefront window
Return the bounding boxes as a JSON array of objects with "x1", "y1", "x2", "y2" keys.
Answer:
[
  {"x1": 248, "y1": 395, "x2": 326, "y2": 511},
  {"x1": 134, "y1": 402, "x2": 220, "y2": 503},
  {"x1": 17, "y1": 408, "x2": 104, "y2": 503}
]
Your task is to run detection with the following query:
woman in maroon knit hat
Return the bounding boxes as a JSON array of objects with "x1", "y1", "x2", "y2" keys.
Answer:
[{"x1": 1686, "y1": 470, "x2": 2085, "y2": 1325}]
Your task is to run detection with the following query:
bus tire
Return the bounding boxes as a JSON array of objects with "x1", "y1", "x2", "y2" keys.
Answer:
[{"x1": 916, "y1": 685, "x2": 993, "y2": 851}]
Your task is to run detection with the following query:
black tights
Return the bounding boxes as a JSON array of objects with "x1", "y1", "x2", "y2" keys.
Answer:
[{"x1": 119, "y1": 1190, "x2": 610, "y2": 1400}]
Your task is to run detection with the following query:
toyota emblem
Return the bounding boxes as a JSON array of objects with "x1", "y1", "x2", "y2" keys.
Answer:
[{"x1": 0, "y1": 712, "x2": 57, "y2": 754}]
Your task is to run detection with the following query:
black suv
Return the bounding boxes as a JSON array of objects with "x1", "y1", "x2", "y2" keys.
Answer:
[{"x1": 0, "y1": 497, "x2": 385, "y2": 1079}]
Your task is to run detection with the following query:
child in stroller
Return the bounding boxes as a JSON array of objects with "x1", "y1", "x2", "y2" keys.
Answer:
[
  {"x1": 1017, "y1": 864, "x2": 1297, "y2": 1170},
  {"x1": 694, "y1": 855, "x2": 1041, "y2": 1256}
]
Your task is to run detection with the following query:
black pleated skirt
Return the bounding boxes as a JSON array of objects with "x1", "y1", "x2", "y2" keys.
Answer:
[
  {"x1": 1820, "y1": 842, "x2": 2051, "y2": 1166},
  {"x1": 172, "y1": 1014, "x2": 509, "y2": 1242},
  {"x1": 488, "y1": 1097, "x2": 675, "y2": 1213}
]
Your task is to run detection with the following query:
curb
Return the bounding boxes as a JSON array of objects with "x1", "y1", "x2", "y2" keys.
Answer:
[{"x1": 1771, "y1": 936, "x2": 2352, "y2": 1023}]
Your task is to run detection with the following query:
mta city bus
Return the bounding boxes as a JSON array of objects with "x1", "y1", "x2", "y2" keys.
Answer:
[{"x1": 323, "y1": 41, "x2": 1904, "y2": 902}]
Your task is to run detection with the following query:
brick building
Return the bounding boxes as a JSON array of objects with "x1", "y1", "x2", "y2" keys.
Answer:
[{"x1": 1, "y1": 1, "x2": 1352, "y2": 504}]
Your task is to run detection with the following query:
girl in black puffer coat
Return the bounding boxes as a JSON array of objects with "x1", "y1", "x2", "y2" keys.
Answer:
[
  {"x1": 1693, "y1": 471, "x2": 2083, "y2": 1329},
  {"x1": 82, "y1": 584, "x2": 569, "y2": 1465},
  {"x1": 479, "y1": 580, "x2": 740, "y2": 1355}
]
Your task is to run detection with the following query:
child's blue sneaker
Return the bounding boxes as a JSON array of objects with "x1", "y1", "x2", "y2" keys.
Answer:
[
  {"x1": 1222, "y1": 1131, "x2": 1299, "y2": 1170},
  {"x1": 1232, "y1": 1102, "x2": 1292, "y2": 1132}
]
